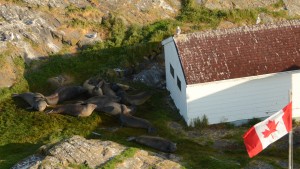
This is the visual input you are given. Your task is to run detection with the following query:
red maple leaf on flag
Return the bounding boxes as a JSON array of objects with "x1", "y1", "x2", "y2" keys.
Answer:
[{"x1": 262, "y1": 120, "x2": 279, "y2": 138}]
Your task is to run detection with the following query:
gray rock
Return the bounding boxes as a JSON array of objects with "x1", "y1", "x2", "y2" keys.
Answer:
[
  {"x1": 12, "y1": 135, "x2": 183, "y2": 169},
  {"x1": 115, "y1": 150, "x2": 182, "y2": 169},
  {"x1": 204, "y1": 0, "x2": 278, "y2": 10},
  {"x1": 11, "y1": 155, "x2": 44, "y2": 169},
  {"x1": 0, "y1": 4, "x2": 62, "y2": 63},
  {"x1": 283, "y1": 0, "x2": 300, "y2": 16},
  {"x1": 258, "y1": 13, "x2": 276, "y2": 24},
  {"x1": 77, "y1": 32, "x2": 102, "y2": 49},
  {"x1": 62, "y1": 30, "x2": 81, "y2": 46},
  {"x1": 133, "y1": 64, "x2": 165, "y2": 88},
  {"x1": 23, "y1": 0, "x2": 92, "y2": 8},
  {"x1": 12, "y1": 135, "x2": 126, "y2": 168}
]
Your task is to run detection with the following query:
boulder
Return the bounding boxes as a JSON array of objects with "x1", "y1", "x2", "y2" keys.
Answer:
[
  {"x1": 204, "y1": 0, "x2": 278, "y2": 10},
  {"x1": 76, "y1": 32, "x2": 102, "y2": 49},
  {"x1": 0, "y1": 4, "x2": 62, "y2": 62},
  {"x1": 62, "y1": 30, "x2": 81, "y2": 46},
  {"x1": 115, "y1": 150, "x2": 182, "y2": 169},
  {"x1": 12, "y1": 135, "x2": 183, "y2": 169},
  {"x1": 283, "y1": 0, "x2": 300, "y2": 16},
  {"x1": 257, "y1": 13, "x2": 275, "y2": 24},
  {"x1": 133, "y1": 64, "x2": 165, "y2": 88},
  {"x1": 12, "y1": 135, "x2": 126, "y2": 169}
]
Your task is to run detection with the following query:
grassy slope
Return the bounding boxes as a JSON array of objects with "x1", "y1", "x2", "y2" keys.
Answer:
[{"x1": 0, "y1": 0, "x2": 300, "y2": 168}]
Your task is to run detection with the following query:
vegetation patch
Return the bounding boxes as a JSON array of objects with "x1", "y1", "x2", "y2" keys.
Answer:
[
  {"x1": 1, "y1": 1, "x2": 300, "y2": 168},
  {"x1": 100, "y1": 148, "x2": 138, "y2": 169}
]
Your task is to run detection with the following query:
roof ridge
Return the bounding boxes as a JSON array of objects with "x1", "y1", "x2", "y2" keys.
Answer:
[{"x1": 174, "y1": 19, "x2": 300, "y2": 42}]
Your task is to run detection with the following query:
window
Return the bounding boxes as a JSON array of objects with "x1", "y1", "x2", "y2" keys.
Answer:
[
  {"x1": 177, "y1": 76, "x2": 181, "y2": 91},
  {"x1": 170, "y1": 64, "x2": 174, "y2": 78}
]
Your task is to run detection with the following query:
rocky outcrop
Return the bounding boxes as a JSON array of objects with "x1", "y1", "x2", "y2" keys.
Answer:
[
  {"x1": 203, "y1": 0, "x2": 278, "y2": 9},
  {"x1": 98, "y1": 0, "x2": 181, "y2": 24},
  {"x1": 0, "y1": 4, "x2": 62, "y2": 62},
  {"x1": 22, "y1": 0, "x2": 91, "y2": 8},
  {"x1": 283, "y1": 0, "x2": 300, "y2": 16},
  {"x1": 133, "y1": 64, "x2": 165, "y2": 88},
  {"x1": 0, "y1": 4, "x2": 64, "y2": 87},
  {"x1": 12, "y1": 135, "x2": 182, "y2": 169},
  {"x1": 115, "y1": 150, "x2": 182, "y2": 169}
]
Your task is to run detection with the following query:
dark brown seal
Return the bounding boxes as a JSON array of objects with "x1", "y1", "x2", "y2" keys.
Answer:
[
  {"x1": 118, "y1": 91, "x2": 152, "y2": 106},
  {"x1": 83, "y1": 78, "x2": 103, "y2": 96},
  {"x1": 100, "y1": 102, "x2": 135, "y2": 116},
  {"x1": 119, "y1": 113, "x2": 156, "y2": 133},
  {"x1": 102, "y1": 81, "x2": 117, "y2": 98},
  {"x1": 45, "y1": 86, "x2": 87, "y2": 105},
  {"x1": 84, "y1": 95, "x2": 121, "y2": 109},
  {"x1": 127, "y1": 135, "x2": 177, "y2": 153},
  {"x1": 46, "y1": 103, "x2": 97, "y2": 117},
  {"x1": 12, "y1": 92, "x2": 47, "y2": 112}
]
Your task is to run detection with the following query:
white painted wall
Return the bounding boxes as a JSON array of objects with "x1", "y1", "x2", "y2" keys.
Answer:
[
  {"x1": 186, "y1": 70, "x2": 300, "y2": 125},
  {"x1": 162, "y1": 37, "x2": 188, "y2": 122},
  {"x1": 292, "y1": 72, "x2": 300, "y2": 120}
]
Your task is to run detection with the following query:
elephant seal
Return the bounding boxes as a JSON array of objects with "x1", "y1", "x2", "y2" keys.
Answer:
[
  {"x1": 45, "y1": 86, "x2": 87, "y2": 105},
  {"x1": 118, "y1": 90, "x2": 152, "y2": 105},
  {"x1": 84, "y1": 95, "x2": 121, "y2": 109},
  {"x1": 12, "y1": 92, "x2": 48, "y2": 112},
  {"x1": 46, "y1": 103, "x2": 97, "y2": 117},
  {"x1": 100, "y1": 102, "x2": 135, "y2": 116},
  {"x1": 102, "y1": 81, "x2": 117, "y2": 98},
  {"x1": 83, "y1": 78, "x2": 103, "y2": 96},
  {"x1": 127, "y1": 135, "x2": 177, "y2": 153},
  {"x1": 119, "y1": 113, "x2": 156, "y2": 133}
]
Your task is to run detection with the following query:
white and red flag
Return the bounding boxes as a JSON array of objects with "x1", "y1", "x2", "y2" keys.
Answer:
[{"x1": 243, "y1": 102, "x2": 292, "y2": 158}]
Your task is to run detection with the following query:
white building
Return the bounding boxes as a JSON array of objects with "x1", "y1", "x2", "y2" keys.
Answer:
[{"x1": 162, "y1": 20, "x2": 300, "y2": 125}]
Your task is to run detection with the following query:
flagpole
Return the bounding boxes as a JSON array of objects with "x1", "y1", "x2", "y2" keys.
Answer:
[{"x1": 289, "y1": 90, "x2": 293, "y2": 169}]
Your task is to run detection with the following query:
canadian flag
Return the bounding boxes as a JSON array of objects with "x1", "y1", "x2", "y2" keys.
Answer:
[{"x1": 243, "y1": 102, "x2": 292, "y2": 158}]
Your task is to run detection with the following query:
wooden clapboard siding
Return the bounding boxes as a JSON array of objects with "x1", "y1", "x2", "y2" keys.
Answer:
[
  {"x1": 162, "y1": 37, "x2": 188, "y2": 122},
  {"x1": 186, "y1": 71, "x2": 299, "y2": 125}
]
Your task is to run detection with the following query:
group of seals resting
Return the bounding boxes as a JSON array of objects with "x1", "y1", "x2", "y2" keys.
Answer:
[
  {"x1": 11, "y1": 77, "x2": 152, "y2": 118},
  {"x1": 12, "y1": 77, "x2": 177, "y2": 153}
]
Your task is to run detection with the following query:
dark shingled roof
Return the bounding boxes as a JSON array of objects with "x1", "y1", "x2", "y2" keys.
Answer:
[{"x1": 173, "y1": 20, "x2": 300, "y2": 85}]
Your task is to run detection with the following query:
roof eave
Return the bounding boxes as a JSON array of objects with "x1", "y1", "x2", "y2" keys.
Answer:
[{"x1": 161, "y1": 36, "x2": 174, "y2": 46}]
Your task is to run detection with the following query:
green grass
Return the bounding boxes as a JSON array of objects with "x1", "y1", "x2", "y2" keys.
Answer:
[
  {"x1": 100, "y1": 148, "x2": 138, "y2": 169},
  {"x1": 1, "y1": 48, "x2": 299, "y2": 168},
  {"x1": 1, "y1": 0, "x2": 300, "y2": 168}
]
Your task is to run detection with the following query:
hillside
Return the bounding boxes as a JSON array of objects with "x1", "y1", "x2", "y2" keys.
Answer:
[{"x1": 0, "y1": 0, "x2": 300, "y2": 168}]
